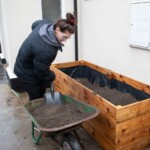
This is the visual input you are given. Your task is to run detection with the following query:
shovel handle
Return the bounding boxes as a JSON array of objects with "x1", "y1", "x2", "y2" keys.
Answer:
[{"x1": 50, "y1": 82, "x2": 54, "y2": 99}]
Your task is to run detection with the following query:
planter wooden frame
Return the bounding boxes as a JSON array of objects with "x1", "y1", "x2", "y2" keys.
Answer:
[{"x1": 51, "y1": 60, "x2": 150, "y2": 150}]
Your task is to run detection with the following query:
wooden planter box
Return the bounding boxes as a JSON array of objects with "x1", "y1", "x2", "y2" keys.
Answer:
[{"x1": 51, "y1": 60, "x2": 150, "y2": 150}]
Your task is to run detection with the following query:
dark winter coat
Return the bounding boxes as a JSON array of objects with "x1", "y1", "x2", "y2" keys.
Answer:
[{"x1": 14, "y1": 20, "x2": 62, "y2": 83}]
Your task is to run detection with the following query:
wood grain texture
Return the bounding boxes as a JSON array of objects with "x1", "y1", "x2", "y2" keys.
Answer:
[{"x1": 51, "y1": 61, "x2": 150, "y2": 150}]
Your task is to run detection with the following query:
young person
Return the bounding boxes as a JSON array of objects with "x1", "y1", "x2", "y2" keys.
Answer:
[{"x1": 14, "y1": 13, "x2": 76, "y2": 101}]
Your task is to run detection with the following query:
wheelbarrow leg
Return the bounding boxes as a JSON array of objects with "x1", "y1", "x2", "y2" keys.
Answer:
[
  {"x1": 32, "y1": 121, "x2": 42, "y2": 144},
  {"x1": 74, "y1": 129, "x2": 85, "y2": 149}
]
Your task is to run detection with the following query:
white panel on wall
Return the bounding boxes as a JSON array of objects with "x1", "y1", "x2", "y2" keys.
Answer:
[
  {"x1": 129, "y1": 1, "x2": 150, "y2": 50},
  {"x1": 131, "y1": 0, "x2": 150, "y2": 3}
]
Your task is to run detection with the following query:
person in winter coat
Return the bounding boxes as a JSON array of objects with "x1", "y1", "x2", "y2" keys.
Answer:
[{"x1": 14, "y1": 13, "x2": 76, "y2": 101}]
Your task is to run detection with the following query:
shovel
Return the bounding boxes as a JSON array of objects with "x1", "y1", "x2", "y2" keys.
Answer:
[{"x1": 44, "y1": 82, "x2": 63, "y2": 105}]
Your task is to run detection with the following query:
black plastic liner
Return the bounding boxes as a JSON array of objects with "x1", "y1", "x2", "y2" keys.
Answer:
[{"x1": 60, "y1": 66, "x2": 150, "y2": 101}]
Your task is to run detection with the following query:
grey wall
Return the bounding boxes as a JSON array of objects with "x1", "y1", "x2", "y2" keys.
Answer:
[{"x1": 42, "y1": 0, "x2": 61, "y2": 22}]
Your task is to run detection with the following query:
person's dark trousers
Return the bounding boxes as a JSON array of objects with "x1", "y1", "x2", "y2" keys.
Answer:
[{"x1": 21, "y1": 79, "x2": 47, "y2": 101}]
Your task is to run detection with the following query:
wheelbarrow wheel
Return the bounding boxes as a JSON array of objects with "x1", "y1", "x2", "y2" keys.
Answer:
[{"x1": 62, "y1": 133, "x2": 83, "y2": 150}]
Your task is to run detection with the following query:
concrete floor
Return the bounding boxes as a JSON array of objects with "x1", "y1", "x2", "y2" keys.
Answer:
[
  {"x1": 0, "y1": 60, "x2": 102, "y2": 150},
  {"x1": 0, "y1": 61, "x2": 60, "y2": 150}
]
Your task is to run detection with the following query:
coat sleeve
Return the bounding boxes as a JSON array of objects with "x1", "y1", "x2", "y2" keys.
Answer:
[{"x1": 33, "y1": 51, "x2": 57, "y2": 82}]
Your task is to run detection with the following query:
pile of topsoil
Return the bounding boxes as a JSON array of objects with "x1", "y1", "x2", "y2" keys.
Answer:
[
  {"x1": 31, "y1": 102, "x2": 94, "y2": 128},
  {"x1": 75, "y1": 78, "x2": 138, "y2": 106}
]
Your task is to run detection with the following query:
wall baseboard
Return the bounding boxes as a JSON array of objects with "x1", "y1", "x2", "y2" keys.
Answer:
[{"x1": 6, "y1": 67, "x2": 25, "y2": 92}]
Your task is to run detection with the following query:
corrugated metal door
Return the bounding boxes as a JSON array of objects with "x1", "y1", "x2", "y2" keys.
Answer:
[{"x1": 42, "y1": 0, "x2": 61, "y2": 23}]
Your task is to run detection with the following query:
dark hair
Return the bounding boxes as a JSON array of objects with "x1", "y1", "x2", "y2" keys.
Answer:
[{"x1": 54, "y1": 13, "x2": 76, "y2": 34}]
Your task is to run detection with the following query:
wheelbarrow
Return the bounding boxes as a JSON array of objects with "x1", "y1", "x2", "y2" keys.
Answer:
[{"x1": 24, "y1": 94, "x2": 100, "y2": 150}]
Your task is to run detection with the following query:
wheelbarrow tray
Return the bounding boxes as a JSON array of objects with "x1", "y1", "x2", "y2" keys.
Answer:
[{"x1": 24, "y1": 95, "x2": 100, "y2": 132}]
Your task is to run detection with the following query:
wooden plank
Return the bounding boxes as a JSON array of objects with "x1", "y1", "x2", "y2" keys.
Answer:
[
  {"x1": 83, "y1": 88, "x2": 117, "y2": 119},
  {"x1": 116, "y1": 125, "x2": 150, "y2": 149},
  {"x1": 111, "y1": 71, "x2": 150, "y2": 95},
  {"x1": 51, "y1": 66, "x2": 117, "y2": 120},
  {"x1": 83, "y1": 60, "x2": 112, "y2": 75},
  {"x1": 83, "y1": 122, "x2": 116, "y2": 150},
  {"x1": 84, "y1": 121, "x2": 150, "y2": 150},
  {"x1": 52, "y1": 60, "x2": 83, "y2": 69},
  {"x1": 115, "y1": 114, "x2": 150, "y2": 149},
  {"x1": 117, "y1": 99, "x2": 150, "y2": 123},
  {"x1": 117, "y1": 135, "x2": 150, "y2": 150},
  {"x1": 87, "y1": 111, "x2": 116, "y2": 141},
  {"x1": 116, "y1": 112, "x2": 150, "y2": 137}
]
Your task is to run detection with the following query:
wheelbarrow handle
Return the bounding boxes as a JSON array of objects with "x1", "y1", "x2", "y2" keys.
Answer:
[{"x1": 32, "y1": 121, "x2": 42, "y2": 144}]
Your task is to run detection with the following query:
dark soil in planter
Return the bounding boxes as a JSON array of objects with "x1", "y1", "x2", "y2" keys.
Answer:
[
  {"x1": 76, "y1": 78, "x2": 138, "y2": 106},
  {"x1": 31, "y1": 102, "x2": 94, "y2": 128}
]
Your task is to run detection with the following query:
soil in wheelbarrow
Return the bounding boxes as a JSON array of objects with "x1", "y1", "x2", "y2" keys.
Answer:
[{"x1": 31, "y1": 103, "x2": 95, "y2": 128}]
